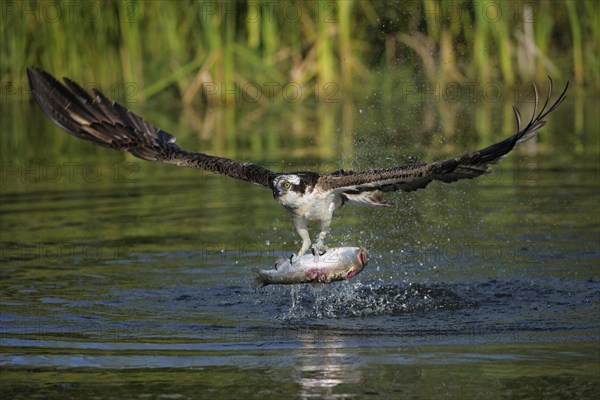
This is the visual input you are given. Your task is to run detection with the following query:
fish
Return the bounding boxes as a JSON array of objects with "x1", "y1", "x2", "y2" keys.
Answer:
[{"x1": 252, "y1": 247, "x2": 368, "y2": 287}]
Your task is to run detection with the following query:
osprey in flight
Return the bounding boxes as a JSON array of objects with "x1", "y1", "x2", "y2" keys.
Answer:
[{"x1": 28, "y1": 68, "x2": 567, "y2": 258}]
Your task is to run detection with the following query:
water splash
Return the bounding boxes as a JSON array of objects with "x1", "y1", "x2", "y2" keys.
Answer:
[{"x1": 281, "y1": 281, "x2": 472, "y2": 320}]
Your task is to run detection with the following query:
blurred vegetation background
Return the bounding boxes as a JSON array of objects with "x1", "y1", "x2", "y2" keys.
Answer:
[
  {"x1": 1, "y1": 0, "x2": 598, "y2": 164},
  {"x1": 2, "y1": 0, "x2": 598, "y2": 106}
]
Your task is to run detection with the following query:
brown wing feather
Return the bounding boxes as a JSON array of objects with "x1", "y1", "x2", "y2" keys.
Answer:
[
  {"x1": 27, "y1": 68, "x2": 275, "y2": 187},
  {"x1": 318, "y1": 78, "x2": 568, "y2": 194}
]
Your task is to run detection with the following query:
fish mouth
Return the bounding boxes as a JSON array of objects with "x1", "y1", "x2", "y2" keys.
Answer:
[
  {"x1": 347, "y1": 248, "x2": 368, "y2": 279},
  {"x1": 357, "y1": 248, "x2": 368, "y2": 267}
]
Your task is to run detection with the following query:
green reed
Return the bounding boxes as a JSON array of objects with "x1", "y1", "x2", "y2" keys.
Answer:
[
  {"x1": 566, "y1": 1, "x2": 584, "y2": 85},
  {"x1": 2, "y1": 0, "x2": 598, "y2": 108}
]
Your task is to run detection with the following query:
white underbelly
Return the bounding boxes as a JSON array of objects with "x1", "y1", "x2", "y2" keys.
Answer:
[{"x1": 297, "y1": 194, "x2": 342, "y2": 221}]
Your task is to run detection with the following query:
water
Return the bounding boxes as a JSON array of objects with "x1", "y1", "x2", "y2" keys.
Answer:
[{"x1": 1, "y1": 93, "x2": 599, "y2": 398}]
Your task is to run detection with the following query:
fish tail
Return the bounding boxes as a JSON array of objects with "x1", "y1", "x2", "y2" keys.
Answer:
[{"x1": 251, "y1": 267, "x2": 268, "y2": 288}]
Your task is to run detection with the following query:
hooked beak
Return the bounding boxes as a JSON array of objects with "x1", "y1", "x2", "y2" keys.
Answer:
[{"x1": 272, "y1": 188, "x2": 281, "y2": 199}]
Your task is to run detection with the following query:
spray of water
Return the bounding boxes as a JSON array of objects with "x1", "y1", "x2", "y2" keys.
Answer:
[{"x1": 280, "y1": 279, "x2": 470, "y2": 320}]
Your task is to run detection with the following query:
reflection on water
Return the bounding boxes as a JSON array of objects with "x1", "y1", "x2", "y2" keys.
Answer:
[
  {"x1": 294, "y1": 331, "x2": 363, "y2": 398},
  {"x1": 0, "y1": 86, "x2": 599, "y2": 398},
  {"x1": 4, "y1": 79, "x2": 595, "y2": 166}
]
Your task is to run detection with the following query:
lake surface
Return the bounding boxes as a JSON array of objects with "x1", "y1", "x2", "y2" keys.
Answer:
[{"x1": 1, "y1": 88, "x2": 599, "y2": 398}]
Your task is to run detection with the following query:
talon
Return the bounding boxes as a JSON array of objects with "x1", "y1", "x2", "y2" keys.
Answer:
[{"x1": 311, "y1": 243, "x2": 328, "y2": 256}]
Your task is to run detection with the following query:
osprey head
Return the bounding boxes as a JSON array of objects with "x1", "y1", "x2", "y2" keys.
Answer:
[
  {"x1": 271, "y1": 174, "x2": 303, "y2": 199},
  {"x1": 270, "y1": 172, "x2": 321, "y2": 210}
]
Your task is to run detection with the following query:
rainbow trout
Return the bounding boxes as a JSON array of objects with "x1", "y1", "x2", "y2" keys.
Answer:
[{"x1": 253, "y1": 247, "x2": 368, "y2": 287}]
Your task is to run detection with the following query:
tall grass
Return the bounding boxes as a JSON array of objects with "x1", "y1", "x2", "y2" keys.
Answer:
[
  {"x1": 566, "y1": 1, "x2": 584, "y2": 85},
  {"x1": 1, "y1": 0, "x2": 598, "y2": 107}
]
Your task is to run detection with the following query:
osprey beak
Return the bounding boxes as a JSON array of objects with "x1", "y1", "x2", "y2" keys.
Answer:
[{"x1": 272, "y1": 188, "x2": 280, "y2": 198}]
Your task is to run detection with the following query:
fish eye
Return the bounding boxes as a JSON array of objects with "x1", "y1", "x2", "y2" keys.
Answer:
[{"x1": 283, "y1": 181, "x2": 292, "y2": 189}]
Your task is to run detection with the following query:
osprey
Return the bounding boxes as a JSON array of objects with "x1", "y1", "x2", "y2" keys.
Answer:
[{"x1": 27, "y1": 68, "x2": 567, "y2": 258}]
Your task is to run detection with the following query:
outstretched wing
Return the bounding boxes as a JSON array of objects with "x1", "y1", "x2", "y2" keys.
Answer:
[
  {"x1": 27, "y1": 68, "x2": 275, "y2": 187},
  {"x1": 318, "y1": 78, "x2": 568, "y2": 199}
]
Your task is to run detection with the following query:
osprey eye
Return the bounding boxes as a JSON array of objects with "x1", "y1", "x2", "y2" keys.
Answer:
[{"x1": 283, "y1": 182, "x2": 292, "y2": 189}]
